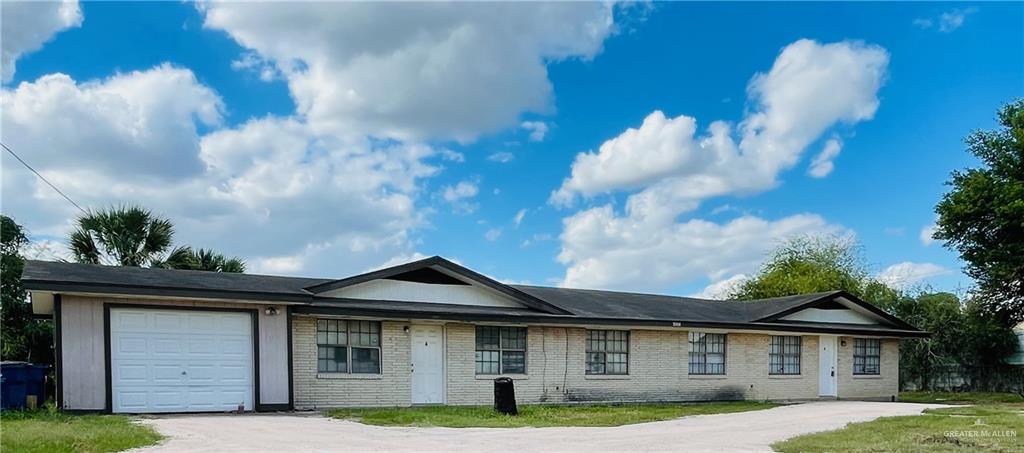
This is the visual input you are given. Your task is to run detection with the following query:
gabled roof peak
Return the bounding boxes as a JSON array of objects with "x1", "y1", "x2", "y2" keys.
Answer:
[{"x1": 304, "y1": 256, "x2": 573, "y2": 315}]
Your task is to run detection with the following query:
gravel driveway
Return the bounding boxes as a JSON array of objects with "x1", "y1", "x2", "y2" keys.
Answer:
[{"x1": 132, "y1": 401, "x2": 946, "y2": 453}]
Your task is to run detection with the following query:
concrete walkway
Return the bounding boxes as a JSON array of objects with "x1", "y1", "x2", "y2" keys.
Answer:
[{"x1": 132, "y1": 401, "x2": 946, "y2": 453}]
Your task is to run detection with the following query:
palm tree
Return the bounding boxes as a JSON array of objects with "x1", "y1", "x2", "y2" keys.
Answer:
[
  {"x1": 155, "y1": 246, "x2": 245, "y2": 273},
  {"x1": 69, "y1": 205, "x2": 174, "y2": 266}
]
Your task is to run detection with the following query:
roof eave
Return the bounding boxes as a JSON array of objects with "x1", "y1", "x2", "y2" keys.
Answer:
[
  {"x1": 22, "y1": 279, "x2": 312, "y2": 304},
  {"x1": 292, "y1": 304, "x2": 929, "y2": 337}
]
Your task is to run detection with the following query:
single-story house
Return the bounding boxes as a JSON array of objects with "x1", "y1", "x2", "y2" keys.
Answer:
[{"x1": 23, "y1": 256, "x2": 927, "y2": 414}]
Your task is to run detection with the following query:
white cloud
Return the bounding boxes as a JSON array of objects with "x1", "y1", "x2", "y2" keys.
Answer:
[
  {"x1": 230, "y1": 51, "x2": 280, "y2": 82},
  {"x1": 521, "y1": 233, "x2": 553, "y2": 248},
  {"x1": 201, "y1": 2, "x2": 617, "y2": 142},
  {"x1": 551, "y1": 40, "x2": 886, "y2": 291},
  {"x1": 441, "y1": 180, "x2": 479, "y2": 213},
  {"x1": 252, "y1": 255, "x2": 304, "y2": 275},
  {"x1": 367, "y1": 252, "x2": 430, "y2": 272},
  {"x1": 1, "y1": 0, "x2": 82, "y2": 82},
  {"x1": 2, "y1": 67, "x2": 446, "y2": 278},
  {"x1": 552, "y1": 39, "x2": 888, "y2": 209},
  {"x1": 439, "y1": 149, "x2": 465, "y2": 162},
  {"x1": 877, "y1": 262, "x2": 951, "y2": 289},
  {"x1": 691, "y1": 274, "x2": 748, "y2": 300},
  {"x1": 939, "y1": 8, "x2": 976, "y2": 32},
  {"x1": 920, "y1": 223, "x2": 938, "y2": 246},
  {"x1": 24, "y1": 239, "x2": 72, "y2": 262},
  {"x1": 912, "y1": 18, "x2": 934, "y2": 29},
  {"x1": 488, "y1": 152, "x2": 515, "y2": 163},
  {"x1": 558, "y1": 212, "x2": 848, "y2": 291},
  {"x1": 2, "y1": 65, "x2": 222, "y2": 179},
  {"x1": 914, "y1": 8, "x2": 977, "y2": 33},
  {"x1": 521, "y1": 120, "x2": 549, "y2": 142},
  {"x1": 484, "y1": 228, "x2": 502, "y2": 242},
  {"x1": 442, "y1": 180, "x2": 479, "y2": 202},
  {"x1": 513, "y1": 208, "x2": 527, "y2": 227},
  {"x1": 808, "y1": 137, "x2": 842, "y2": 178}
]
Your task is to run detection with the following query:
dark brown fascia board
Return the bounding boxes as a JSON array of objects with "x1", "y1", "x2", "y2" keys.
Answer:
[
  {"x1": 291, "y1": 304, "x2": 930, "y2": 338},
  {"x1": 302, "y1": 256, "x2": 573, "y2": 315},
  {"x1": 753, "y1": 290, "x2": 923, "y2": 332},
  {"x1": 22, "y1": 280, "x2": 312, "y2": 304}
]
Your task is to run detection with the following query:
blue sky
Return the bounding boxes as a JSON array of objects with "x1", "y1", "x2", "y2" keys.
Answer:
[{"x1": 2, "y1": 2, "x2": 1021, "y2": 298}]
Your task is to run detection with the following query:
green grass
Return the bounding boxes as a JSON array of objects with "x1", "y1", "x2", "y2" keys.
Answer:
[
  {"x1": 328, "y1": 400, "x2": 778, "y2": 427},
  {"x1": 899, "y1": 391, "x2": 1024, "y2": 405},
  {"x1": 773, "y1": 393, "x2": 1024, "y2": 453},
  {"x1": 0, "y1": 409, "x2": 162, "y2": 453}
]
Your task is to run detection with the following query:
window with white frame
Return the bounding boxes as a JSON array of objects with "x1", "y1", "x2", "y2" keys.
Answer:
[
  {"x1": 769, "y1": 336, "x2": 801, "y2": 375},
  {"x1": 689, "y1": 332, "x2": 726, "y2": 375},
  {"x1": 853, "y1": 338, "x2": 881, "y2": 375},
  {"x1": 475, "y1": 326, "x2": 527, "y2": 374},
  {"x1": 316, "y1": 319, "x2": 381, "y2": 374},
  {"x1": 586, "y1": 330, "x2": 629, "y2": 375}
]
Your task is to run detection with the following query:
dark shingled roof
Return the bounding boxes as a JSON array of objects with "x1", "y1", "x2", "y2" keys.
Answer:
[
  {"x1": 22, "y1": 260, "x2": 924, "y2": 336},
  {"x1": 22, "y1": 260, "x2": 331, "y2": 302},
  {"x1": 510, "y1": 285, "x2": 834, "y2": 323}
]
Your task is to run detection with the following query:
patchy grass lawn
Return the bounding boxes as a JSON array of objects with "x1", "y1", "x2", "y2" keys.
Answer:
[
  {"x1": 0, "y1": 409, "x2": 162, "y2": 453},
  {"x1": 773, "y1": 393, "x2": 1024, "y2": 453},
  {"x1": 328, "y1": 400, "x2": 778, "y2": 427},
  {"x1": 899, "y1": 391, "x2": 1024, "y2": 404}
]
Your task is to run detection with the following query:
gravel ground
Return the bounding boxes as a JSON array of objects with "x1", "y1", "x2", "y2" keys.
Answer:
[{"x1": 131, "y1": 401, "x2": 947, "y2": 453}]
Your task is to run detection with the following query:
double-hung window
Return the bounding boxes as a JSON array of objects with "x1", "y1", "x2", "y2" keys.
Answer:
[
  {"x1": 689, "y1": 332, "x2": 726, "y2": 375},
  {"x1": 585, "y1": 330, "x2": 629, "y2": 375},
  {"x1": 316, "y1": 319, "x2": 381, "y2": 374},
  {"x1": 475, "y1": 326, "x2": 527, "y2": 374},
  {"x1": 853, "y1": 338, "x2": 881, "y2": 375},
  {"x1": 769, "y1": 336, "x2": 801, "y2": 375}
]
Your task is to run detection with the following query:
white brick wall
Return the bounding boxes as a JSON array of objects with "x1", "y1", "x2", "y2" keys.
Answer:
[
  {"x1": 292, "y1": 317, "x2": 411, "y2": 409},
  {"x1": 837, "y1": 337, "x2": 900, "y2": 401},
  {"x1": 292, "y1": 317, "x2": 899, "y2": 408}
]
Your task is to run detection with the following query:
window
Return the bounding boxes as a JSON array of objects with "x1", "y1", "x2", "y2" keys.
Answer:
[
  {"x1": 317, "y1": 319, "x2": 381, "y2": 374},
  {"x1": 475, "y1": 326, "x2": 527, "y2": 374},
  {"x1": 689, "y1": 332, "x2": 726, "y2": 375},
  {"x1": 853, "y1": 338, "x2": 881, "y2": 375},
  {"x1": 586, "y1": 330, "x2": 629, "y2": 375},
  {"x1": 769, "y1": 336, "x2": 801, "y2": 375}
]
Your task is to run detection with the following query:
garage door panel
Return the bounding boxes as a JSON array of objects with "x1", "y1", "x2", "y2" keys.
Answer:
[
  {"x1": 110, "y1": 308, "x2": 254, "y2": 413},
  {"x1": 219, "y1": 338, "x2": 250, "y2": 356},
  {"x1": 116, "y1": 364, "x2": 149, "y2": 383},
  {"x1": 115, "y1": 312, "x2": 149, "y2": 331},
  {"x1": 188, "y1": 314, "x2": 218, "y2": 332},
  {"x1": 220, "y1": 316, "x2": 250, "y2": 331},
  {"x1": 154, "y1": 312, "x2": 184, "y2": 331},
  {"x1": 153, "y1": 338, "x2": 185, "y2": 355},
  {"x1": 116, "y1": 337, "x2": 148, "y2": 355},
  {"x1": 115, "y1": 391, "x2": 150, "y2": 410}
]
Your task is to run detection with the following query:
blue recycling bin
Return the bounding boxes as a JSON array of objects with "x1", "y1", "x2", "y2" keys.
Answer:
[{"x1": 1, "y1": 362, "x2": 49, "y2": 410}]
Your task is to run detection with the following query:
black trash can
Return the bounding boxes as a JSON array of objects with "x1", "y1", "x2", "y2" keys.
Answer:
[{"x1": 493, "y1": 377, "x2": 518, "y2": 415}]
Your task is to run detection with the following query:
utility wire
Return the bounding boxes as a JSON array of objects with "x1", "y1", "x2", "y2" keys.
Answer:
[{"x1": 2, "y1": 141, "x2": 88, "y2": 214}]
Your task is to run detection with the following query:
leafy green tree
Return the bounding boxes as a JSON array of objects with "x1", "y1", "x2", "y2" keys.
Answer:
[
  {"x1": 155, "y1": 246, "x2": 245, "y2": 273},
  {"x1": 1, "y1": 215, "x2": 53, "y2": 363},
  {"x1": 69, "y1": 205, "x2": 174, "y2": 267},
  {"x1": 934, "y1": 99, "x2": 1024, "y2": 324},
  {"x1": 729, "y1": 235, "x2": 900, "y2": 307},
  {"x1": 888, "y1": 292, "x2": 965, "y2": 390}
]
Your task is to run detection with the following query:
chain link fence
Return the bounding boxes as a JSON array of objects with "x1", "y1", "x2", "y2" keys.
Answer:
[{"x1": 902, "y1": 364, "x2": 1024, "y2": 393}]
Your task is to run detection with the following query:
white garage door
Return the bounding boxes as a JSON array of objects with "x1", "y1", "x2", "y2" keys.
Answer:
[{"x1": 110, "y1": 308, "x2": 255, "y2": 413}]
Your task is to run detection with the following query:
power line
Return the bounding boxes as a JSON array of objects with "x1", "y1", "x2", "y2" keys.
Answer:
[{"x1": 1, "y1": 141, "x2": 88, "y2": 214}]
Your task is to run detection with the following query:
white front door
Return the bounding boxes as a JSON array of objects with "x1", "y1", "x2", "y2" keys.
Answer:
[
  {"x1": 410, "y1": 325, "x2": 444, "y2": 404},
  {"x1": 110, "y1": 308, "x2": 254, "y2": 413},
  {"x1": 818, "y1": 335, "x2": 838, "y2": 397}
]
